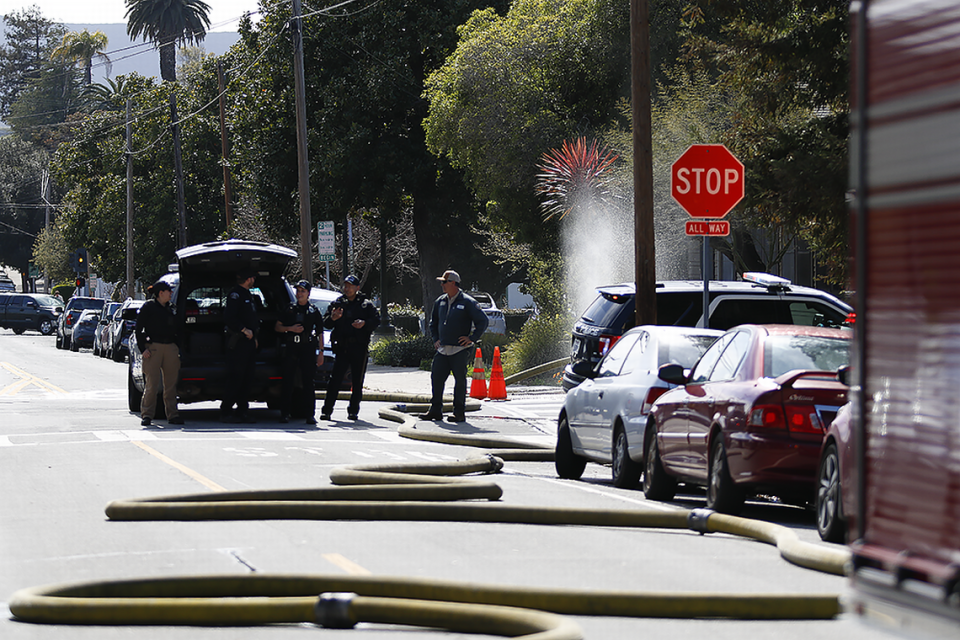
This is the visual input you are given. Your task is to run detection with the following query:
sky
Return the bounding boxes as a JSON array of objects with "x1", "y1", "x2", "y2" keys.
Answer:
[{"x1": 0, "y1": 1, "x2": 263, "y2": 32}]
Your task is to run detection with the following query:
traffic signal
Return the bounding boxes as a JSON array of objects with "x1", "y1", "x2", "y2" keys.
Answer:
[
  {"x1": 76, "y1": 248, "x2": 87, "y2": 272},
  {"x1": 75, "y1": 277, "x2": 85, "y2": 289},
  {"x1": 69, "y1": 250, "x2": 78, "y2": 272}
]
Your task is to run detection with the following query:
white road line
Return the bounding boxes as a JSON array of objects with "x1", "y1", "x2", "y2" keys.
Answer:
[
  {"x1": 0, "y1": 436, "x2": 12, "y2": 447},
  {"x1": 239, "y1": 431, "x2": 305, "y2": 441}
]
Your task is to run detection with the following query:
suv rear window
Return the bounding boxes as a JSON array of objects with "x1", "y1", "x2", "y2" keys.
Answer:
[
  {"x1": 582, "y1": 293, "x2": 634, "y2": 328},
  {"x1": 657, "y1": 292, "x2": 702, "y2": 326}
]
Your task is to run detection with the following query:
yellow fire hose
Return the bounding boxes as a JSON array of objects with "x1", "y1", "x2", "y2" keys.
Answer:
[{"x1": 9, "y1": 393, "x2": 851, "y2": 637}]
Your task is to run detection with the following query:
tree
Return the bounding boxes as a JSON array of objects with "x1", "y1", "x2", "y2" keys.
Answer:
[
  {"x1": 0, "y1": 135, "x2": 50, "y2": 273},
  {"x1": 125, "y1": 0, "x2": 211, "y2": 83},
  {"x1": 0, "y1": 6, "x2": 66, "y2": 119},
  {"x1": 51, "y1": 30, "x2": 110, "y2": 86}
]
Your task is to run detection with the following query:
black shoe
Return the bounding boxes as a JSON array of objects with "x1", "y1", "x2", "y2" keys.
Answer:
[
  {"x1": 168, "y1": 416, "x2": 184, "y2": 425},
  {"x1": 279, "y1": 413, "x2": 289, "y2": 424},
  {"x1": 347, "y1": 413, "x2": 358, "y2": 421},
  {"x1": 141, "y1": 416, "x2": 151, "y2": 426},
  {"x1": 305, "y1": 416, "x2": 317, "y2": 425},
  {"x1": 447, "y1": 414, "x2": 466, "y2": 423},
  {"x1": 320, "y1": 413, "x2": 332, "y2": 421},
  {"x1": 418, "y1": 412, "x2": 443, "y2": 421}
]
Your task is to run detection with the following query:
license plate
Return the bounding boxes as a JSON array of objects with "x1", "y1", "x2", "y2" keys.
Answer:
[{"x1": 571, "y1": 338, "x2": 581, "y2": 357}]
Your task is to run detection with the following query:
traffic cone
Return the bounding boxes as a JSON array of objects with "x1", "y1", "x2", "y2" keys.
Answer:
[
  {"x1": 487, "y1": 346, "x2": 507, "y2": 400},
  {"x1": 470, "y1": 347, "x2": 487, "y2": 399}
]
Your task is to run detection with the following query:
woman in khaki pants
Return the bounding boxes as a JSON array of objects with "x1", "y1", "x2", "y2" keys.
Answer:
[{"x1": 134, "y1": 280, "x2": 182, "y2": 426}]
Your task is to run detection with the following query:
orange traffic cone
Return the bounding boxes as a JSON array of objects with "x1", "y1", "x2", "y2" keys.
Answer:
[
  {"x1": 470, "y1": 347, "x2": 487, "y2": 399},
  {"x1": 487, "y1": 346, "x2": 507, "y2": 400}
]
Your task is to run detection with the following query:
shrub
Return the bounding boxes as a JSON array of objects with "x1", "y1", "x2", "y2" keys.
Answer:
[
  {"x1": 370, "y1": 333, "x2": 436, "y2": 367},
  {"x1": 500, "y1": 313, "x2": 568, "y2": 378}
]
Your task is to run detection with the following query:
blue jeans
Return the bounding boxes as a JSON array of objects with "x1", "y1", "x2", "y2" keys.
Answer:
[{"x1": 429, "y1": 348, "x2": 471, "y2": 416}]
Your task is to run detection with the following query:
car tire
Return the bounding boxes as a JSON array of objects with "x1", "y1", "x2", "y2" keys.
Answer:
[
  {"x1": 38, "y1": 320, "x2": 54, "y2": 336},
  {"x1": 612, "y1": 426, "x2": 642, "y2": 488},
  {"x1": 643, "y1": 425, "x2": 677, "y2": 501},
  {"x1": 113, "y1": 347, "x2": 124, "y2": 363},
  {"x1": 63, "y1": 335, "x2": 71, "y2": 350},
  {"x1": 706, "y1": 437, "x2": 744, "y2": 515},
  {"x1": 70, "y1": 337, "x2": 79, "y2": 352},
  {"x1": 816, "y1": 443, "x2": 845, "y2": 543},
  {"x1": 128, "y1": 368, "x2": 143, "y2": 413},
  {"x1": 12, "y1": 328, "x2": 25, "y2": 335},
  {"x1": 555, "y1": 415, "x2": 587, "y2": 480}
]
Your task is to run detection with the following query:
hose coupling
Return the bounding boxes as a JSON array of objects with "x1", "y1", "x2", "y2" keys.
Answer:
[
  {"x1": 483, "y1": 453, "x2": 505, "y2": 473},
  {"x1": 314, "y1": 592, "x2": 358, "y2": 629},
  {"x1": 687, "y1": 508, "x2": 715, "y2": 534}
]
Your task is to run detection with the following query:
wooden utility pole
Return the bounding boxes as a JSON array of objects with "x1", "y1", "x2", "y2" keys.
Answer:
[
  {"x1": 218, "y1": 62, "x2": 234, "y2": 228},
  {"x1": 126, "y1": 99, "x2": 134, "y2": 298},
  {"x1": 291, "y1": 0, "x2": 314, "y2": 281},
  {"x1": 170, "y1": 91, "x2": 187, "y2": 248},
  {"x1": 631, "y1": 0, "x2": 656, "y2": 326}
]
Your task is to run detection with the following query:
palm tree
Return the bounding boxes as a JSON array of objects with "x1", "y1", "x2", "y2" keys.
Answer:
[
  {"x1": 124, "y1": 0, "x2": 211, "y2": 82},
  {"x1": 51, "y1": 30, "x2": 111, "y2": 86}
]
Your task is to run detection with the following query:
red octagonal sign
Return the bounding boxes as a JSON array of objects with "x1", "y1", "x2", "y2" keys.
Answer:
[{"x1": 671, "y1": 144, "x2": 744, "y2": 219}]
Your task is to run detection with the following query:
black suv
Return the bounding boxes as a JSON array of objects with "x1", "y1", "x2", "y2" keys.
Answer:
[
  {"x1": 56, "y1": 296, "x2": 105, "y2": 350},
  {"x1": 0, "y1": 293, "x2": 62, "y2": 335},
  {"x1": 128, "y1": 240, "x2": 303, "y2": 413},
  {"x1": 561, "y1": 273, "x2": 853, "y2": 391}
]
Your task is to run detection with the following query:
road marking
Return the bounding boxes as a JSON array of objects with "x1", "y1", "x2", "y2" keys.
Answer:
[
  {"x1": 322, "y1": 553, "x2": 372, "y2": 575},
  {"x1": 131, "y1": 440, "x2": 227, "y2": 492},
  {"x1": 0, "y1": 436, "x2": 12, "y2": 447},
  {"x1": 0, "y1": 362, "x2": 68, "y2": 395}
]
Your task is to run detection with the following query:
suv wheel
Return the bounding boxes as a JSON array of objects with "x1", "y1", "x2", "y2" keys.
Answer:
[
  {"x1": 555, "y1": 415, "x2": 587, "y2": 480},
  {"x1": 612, "y1": 426, "x2": 642, "y2": 488},
  {"x1": 38, "y1": 319, "x2": 54, "y2": 336},
  {"x1": 128, "y1": 368, "x2": 143, "y2": 413}
]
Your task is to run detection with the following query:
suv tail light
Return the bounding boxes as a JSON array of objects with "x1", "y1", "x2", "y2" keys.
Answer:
[
  {"x1": 598, "y1": 334, "x2": 620, "y2": 356},
  {"x1": 642, "y1": 386, "x2": 668, "y2": 414}
]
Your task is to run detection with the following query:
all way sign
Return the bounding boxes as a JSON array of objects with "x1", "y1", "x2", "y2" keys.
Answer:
[{"x1": 685, "y1": 220, "x2": 730, "y2": 236}]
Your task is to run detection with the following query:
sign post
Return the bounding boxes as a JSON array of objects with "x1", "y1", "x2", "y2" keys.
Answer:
[
  {"x1": 671, "y1": 144, "x2": 744, "y2": 327},
  {"x1": 317, "y1": 221, "x2": 336, "y2": 288}
]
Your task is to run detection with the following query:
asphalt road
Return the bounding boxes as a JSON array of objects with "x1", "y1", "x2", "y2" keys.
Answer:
[{"x1": 0, "y1": 331, "x2": 896, "y2": 639}]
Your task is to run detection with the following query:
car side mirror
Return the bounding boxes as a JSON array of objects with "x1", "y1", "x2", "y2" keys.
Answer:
[
  {"x1": 837, "y1": 365, "x2": 850, "y2": 386},
  {"x1": 658, "y1": 363, "x2": 688, "y2": 385},
  {"x1": 571, "y1": 360, "x2": 597, "y2": 380}
]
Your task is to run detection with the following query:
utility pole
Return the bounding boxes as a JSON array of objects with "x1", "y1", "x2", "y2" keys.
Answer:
[
  {"x1": 126, "y1": 99, "x2": 134, "y2": 298},
  {"x1": 170, "y1": 91, "x2": 187, "y2": 248},
  {"x1": 631, "y1": 0, "x2": 656, "y2": 326},
  {"x1": 218, "y1": 62, "x2": 234, "y2": 228},
  {"x1": 291, "y1": 0, "x2": 314, "y2": 281},
  {"x1": 41, "y1": 170, "x2": 50, "y2": 293}
]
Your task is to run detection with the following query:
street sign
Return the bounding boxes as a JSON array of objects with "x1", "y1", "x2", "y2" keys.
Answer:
[
  {"x1": 317, "y1": 221, "x2": 336, "y2": 262},
  {"x1": 685, "y1": 220, "x2": 730, "y2": 236},
  {"x1": 671, "y1": 144, "x2": 744, "y2": 219}
]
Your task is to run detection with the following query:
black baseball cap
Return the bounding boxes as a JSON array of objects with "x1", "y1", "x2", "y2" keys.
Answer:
[
  {"x1": 295, "y1": 280, "x2": 311, "y2": 291},
  {"x1": 344, "y1": 275, "x2": 360, "y2": 286}
]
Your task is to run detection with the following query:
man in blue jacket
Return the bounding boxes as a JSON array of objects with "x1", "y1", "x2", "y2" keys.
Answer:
[{"x1": 420, "y1": 270, "x2": 488, "y2": 423}]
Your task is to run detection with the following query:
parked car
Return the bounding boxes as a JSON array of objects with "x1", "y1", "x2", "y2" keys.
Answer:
[
  {"x1": 555, "y1": 325, "x2": 722, "y2": 487},
  {"x1": 815, "y1": 393, "x2": 854, "y2": 543},
  {"x1": 56, "y1": 296, "x2": 105, "y2": 350},
  {"x1": 561, "y1": 273, "x2": 854, "y2": 391},
  {"x1": 643, "y1": 324, "x2": 851, "y2": 514},
  {"x1": 309, "y1": 286, "x2": 340, "y2": 388},
  {"x1": 70, "y1": 309, "x2": 100, "y2": 351},
  {"x1": 0, "y1": 272, "x2": 15, "y2": 292},
  {"x1": 128, "y1": 239, "x2": 300, "y2": 413},
  {"x1": 469, "y1": 292, "x2": 507, "y2": 335},
  {"x1": 0, "y1": 293, "x2": 62, "y2": 335},
  {"x1": 107, "y1": 299, "x2": 144, "y2": 362},
  {"x1": 93, "y1": 302, "x2": 122, "y2": 357}
]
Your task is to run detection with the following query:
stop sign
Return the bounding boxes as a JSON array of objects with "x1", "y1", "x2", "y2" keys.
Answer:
[{"x1": 671, "y1": 144, "x2": 744, "y2": 218}]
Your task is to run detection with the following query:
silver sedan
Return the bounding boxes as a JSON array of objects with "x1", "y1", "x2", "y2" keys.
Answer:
[{"x1": 556, "y1": 325, "x2": 721, "y2": 488}]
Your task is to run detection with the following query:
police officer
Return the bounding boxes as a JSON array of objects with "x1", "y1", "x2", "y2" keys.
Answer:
[
  {"x1": 221, "y1": 268, "x2": 259, "y2": 423},
  {"x1": 275, "y1": 280, "x2": 324, "y2": 424},
  {"x1": 135, "y1": 280, "x2": 182, "y2": 427},
  {"x1": 320, "y1": 275, "x2": 380, "y2": 421}
]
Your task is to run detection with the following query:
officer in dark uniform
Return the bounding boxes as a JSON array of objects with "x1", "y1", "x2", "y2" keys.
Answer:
[
  {"x1": 221, "y1": 268, "x2": 259, "y2": 423},
  {"x1": 320, "y1": 275, "x2": 380, "y2": 421},
  {"x1": 275, "y1": 280, "x2": 324, "y2": 424}
]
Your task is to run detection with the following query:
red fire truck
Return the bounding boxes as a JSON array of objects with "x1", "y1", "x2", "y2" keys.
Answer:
[{"x1": 848, "y1": 0, "x2": 960, "y2": 635}]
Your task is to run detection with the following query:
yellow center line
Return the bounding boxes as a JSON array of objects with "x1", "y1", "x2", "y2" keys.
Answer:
[
  {"x1": 131, "y1": 441, "x2": 227, "y2": 493},
  {"x1": 0, "y1": 362, "x2": 68, "y2": 395},
  {"x1": 322, "y1": 553, "x2": 372, "y2": 575}
]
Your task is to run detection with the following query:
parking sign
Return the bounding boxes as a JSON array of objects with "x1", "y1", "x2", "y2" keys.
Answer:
[{"x1": 317, "y1": 221, "x2": 336, "y2": 262}]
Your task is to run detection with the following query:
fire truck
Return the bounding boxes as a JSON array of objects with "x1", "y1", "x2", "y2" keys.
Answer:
[{"x1": 848, "y1": 0, "x2": 960, "y2": 635}]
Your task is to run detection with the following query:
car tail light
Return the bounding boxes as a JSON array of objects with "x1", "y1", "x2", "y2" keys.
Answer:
[
  {"x1": 748, "y1": 405, "x2": 785, "y2": 429},
  {"x1": 784, "y1": 405, "x2": 824, "y2": 434},
  {"x1": 642, "y1": 386, "x2": 668, "y2": 414},
  {"x1": 598, "y1": 334, "x2": 620, "y2": 356}
]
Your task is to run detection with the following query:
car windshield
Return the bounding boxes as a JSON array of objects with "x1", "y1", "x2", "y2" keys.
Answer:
[
  {"x1": 72, "y1": 298, "x2": 105, "y2": 310},
  {"x1": 763, "y1": 335, "x2": 850, "y2": 378},
  {"x1": 34, "y1": 295, "x2": 61, "y2": 307},
  {"x1": 658, "y1": 334, "x2": 718, "y2": 367}
]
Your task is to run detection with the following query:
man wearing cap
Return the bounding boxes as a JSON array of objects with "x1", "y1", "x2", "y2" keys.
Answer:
[
  {"x1": 221, "y1": 268, "x2": 259, "y2": 423},
  {"x1": 135, "y1": 280, "x2": 182, "y2": 426},
  {"x1": 420, "y1": 270, "x2": 488, "y2": 423},
  {"x1": 319, "y1": 275, "x2": 380, "y2": 421},
  {"x1": 275, "y1": 280, "x2": 324, "y2": 424}
]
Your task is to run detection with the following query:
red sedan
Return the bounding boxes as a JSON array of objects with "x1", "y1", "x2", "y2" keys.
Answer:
[{"x1": 643, "y1": 324, "x2": 850, "y2": 514}]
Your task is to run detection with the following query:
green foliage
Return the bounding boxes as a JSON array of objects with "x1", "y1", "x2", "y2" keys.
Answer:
[
  {"x1": 370, "y1": 333, "x2": 437, "y2": 368},
  {"x1": 52, "y1": 283, "x2": 74, "y2": 299},
  {"x1": 499, "y1": 312, "x2": 568, "y2": 377},
  {"x1": 0, "y1": 135, "x2": 49, "y2": 272},
  {"x1": 0, "y1": 7, "x2": 67, "y2": 119},
  {"x1": 124, "y1": 0, "x2": 212, "y2": 82},
  {"x1": 32, "y1": 222, "x2": 72, "y2": 285}
]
